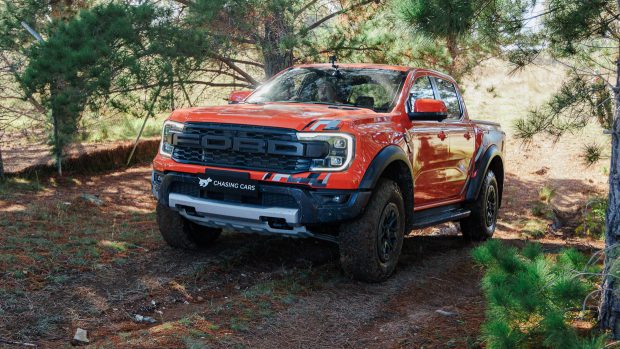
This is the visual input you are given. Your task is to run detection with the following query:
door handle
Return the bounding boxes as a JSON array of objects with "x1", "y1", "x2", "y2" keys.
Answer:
[
  {"x1": 437, "y1": 131, "x2": 447, "y2": 141},
  {"x1": 464, "y1": 132, "x2": 471, "y2": 140}
]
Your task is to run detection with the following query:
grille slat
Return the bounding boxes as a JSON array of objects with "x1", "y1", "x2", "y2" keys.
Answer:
[{"x1": 172, "y1": 123, "x2": 311, "y2": 173}]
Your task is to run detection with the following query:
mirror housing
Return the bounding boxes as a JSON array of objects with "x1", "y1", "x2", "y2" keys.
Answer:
[
  {"x1": 228, "y1": 90, "x2": 252, "y2": 104},
  {"x1": 408, "y1": 98, "x2": 448, "y2": 121}
]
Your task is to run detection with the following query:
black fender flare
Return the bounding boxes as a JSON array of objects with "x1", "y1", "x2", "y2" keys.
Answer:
[
  {"x1": 359, "y1": 145, "x2": 413, "y2": 190},
  {"x1": 465, "y1": 145, "x2": 503, "y2": 202}
]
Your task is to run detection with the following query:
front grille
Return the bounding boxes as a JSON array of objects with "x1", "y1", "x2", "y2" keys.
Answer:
[
  {"x1": 169, "y1": 181, "x2": 297, "y2": 208},
  {"x1": 172, "y1": 123, "x2": 312, "y2": 173}
]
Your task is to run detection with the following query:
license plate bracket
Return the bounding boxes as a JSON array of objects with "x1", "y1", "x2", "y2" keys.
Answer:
[{"x1": 198, "y1": 170, "x2": 259, "y2": 197}]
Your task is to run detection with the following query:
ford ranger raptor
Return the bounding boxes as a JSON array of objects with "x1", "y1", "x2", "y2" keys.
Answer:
[{"x1": 152, "y1": 64, "x2": 505, "y2": 282}]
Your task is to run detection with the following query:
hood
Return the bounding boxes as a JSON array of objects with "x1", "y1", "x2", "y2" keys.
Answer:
[{"x1": 168, "y1": 103, "x2": 380, "y2": 131}]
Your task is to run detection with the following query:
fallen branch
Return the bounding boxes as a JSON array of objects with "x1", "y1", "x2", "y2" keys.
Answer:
[{"x1": 0, "y1": 338, "x2": 37, "y2": 348}]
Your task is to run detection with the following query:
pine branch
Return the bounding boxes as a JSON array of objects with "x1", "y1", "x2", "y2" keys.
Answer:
[
  {"x1": 208, "y1": 53, "x2": 259, "y2": 86},
  {"x1": 181, "y1": 80, "x2": 253, "y2": 88},
  {"x1": 300, "y1": 0, "x2": 377, "y2": 33},
  {"x1": 0, "y1": 52, "x2": 46, "y2": 114},
  {"x1": 229, "y1": 59, "x2": 264, "y2": 69},
  {"x1": 294, "y1": 0, "x2": 321, "y2": 18},
  {"x1": 196, "y1": 68, "x2": 252, "y2": 82}
]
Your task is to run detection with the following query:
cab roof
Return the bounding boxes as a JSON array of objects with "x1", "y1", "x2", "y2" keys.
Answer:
[
  {"x1": 292, "y1": 63, "x2": 453, "y2": 81},
  {"x1": 294, "y1": 63, "x2": 411, "y2": 72}
]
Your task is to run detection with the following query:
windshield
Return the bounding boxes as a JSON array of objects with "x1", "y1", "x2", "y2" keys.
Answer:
[{"x1": 245, "y1": 67, "x2": 407, "y2": 112}]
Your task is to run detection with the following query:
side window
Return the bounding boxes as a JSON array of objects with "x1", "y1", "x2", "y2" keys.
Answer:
[
  {"x1": 409, "y1": 76, "x2": 435, "y2": 102},
  {"x1": 433, "y1": 78, "x2": 462, "y2": 119}
]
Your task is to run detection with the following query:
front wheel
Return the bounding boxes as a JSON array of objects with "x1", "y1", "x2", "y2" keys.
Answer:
[
  {"x1": 460, "y1": 170, "x2": 499, "y2": 241},
  {"x1": 339, "y1": 179, "x2": 405, "y2": 282},
  {"x1": 156, "y1": 203, "x2": 222, "y2": 249}
]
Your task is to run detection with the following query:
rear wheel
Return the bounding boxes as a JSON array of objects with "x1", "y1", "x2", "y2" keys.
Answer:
[
  {"x1": 460, "y1": 170, "x2": 499, "y2": 241},
  {"x1": 156, "y1": 202, "x2": 222, "y2": 249},
  {"x1": 339, "y1": 179, "x2": 405, "y2": 282}
]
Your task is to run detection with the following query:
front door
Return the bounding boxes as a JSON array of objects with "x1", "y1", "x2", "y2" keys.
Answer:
[{"x1": 406, "y1": 76, "x2": 453, "y2": 208}]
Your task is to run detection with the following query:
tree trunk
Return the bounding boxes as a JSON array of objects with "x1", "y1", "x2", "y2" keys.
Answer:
[
  {"x1": 446, "y1": 34, "x2": 459, "y2": 78},
  {"x1": 51, "y1": 107, "x2": 62, "y2": 176},
  {"x1": 598, "y1": 42, "x2": 620, "y2": 338},
  {"x1": 0, "y1": 144, "x2": 5, "y2": 181},
  {"x1": 262, "y1": 13, "x2": 294, "y2": 78}
]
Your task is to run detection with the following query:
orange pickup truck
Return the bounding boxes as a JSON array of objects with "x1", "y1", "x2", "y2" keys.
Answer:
[{"x1": 152, "y1": 63, "x2": 505, "y2": 282}]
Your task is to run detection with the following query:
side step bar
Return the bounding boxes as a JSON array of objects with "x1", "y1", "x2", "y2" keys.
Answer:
[{"x1": 410, "y1": 208, "x2": 471, "y2": 230}]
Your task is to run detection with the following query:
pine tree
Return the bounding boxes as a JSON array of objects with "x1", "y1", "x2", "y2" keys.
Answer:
[
  {"x1": 394, "y1": 0, "x2": 531, "y2": 78},
  {"x1": 181, "y1": 0, "x2": 383, "y2": 79},
  {"x1": 509, "y1": 0, "x2": 620, "y2": 338},
  {"x1": 473, "y1": 241, "x2": 605, "y2": 348}
]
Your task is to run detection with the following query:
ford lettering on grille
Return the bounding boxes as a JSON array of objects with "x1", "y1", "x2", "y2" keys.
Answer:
[
  {"x1": 169, "y1": 123, "x2": 324, "y2": 173},
  {"x1": 200, "y1": 135, "x2": 304, "y2": 156}
]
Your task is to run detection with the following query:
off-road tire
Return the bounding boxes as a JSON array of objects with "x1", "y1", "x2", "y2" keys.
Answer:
[
  {"x1": 460, "y1": 170, "x2": 499, "y2": 241},
  {"x1": 339, "y1": 179, "x2": 405, "y2": 282},
  {"x1": 156, "y1": 202, "x2": 221, "y2": 249}
]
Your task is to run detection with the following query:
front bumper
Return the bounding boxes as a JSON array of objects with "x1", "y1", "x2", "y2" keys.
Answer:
[{"x1": 152, "y1": 171, "x2": 371, "y2": 238}]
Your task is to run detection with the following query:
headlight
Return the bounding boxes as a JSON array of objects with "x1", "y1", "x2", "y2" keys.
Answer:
[
  {"x1": 297, "y1": 133, "x2": 354, "y2": 171},
  {"x1": 160, "y1": 120, "x2": 184, "y2": 157}
]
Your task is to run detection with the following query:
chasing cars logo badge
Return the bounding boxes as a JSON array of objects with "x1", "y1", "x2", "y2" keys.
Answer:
[
  {"x1": 198, "y1": 177, "x2": 212, "y2": 188},
  {"x1": 198, "y1": 175, "x2": 258, "y2": 196}
]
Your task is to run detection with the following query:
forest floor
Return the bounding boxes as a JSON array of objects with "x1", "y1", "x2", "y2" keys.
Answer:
[
  {"x1": 0, "y1": 58, "x2": 611, "y2": 348},
  {"x1": 0, "y1": 132, "x2": 609, "y2": 349}
]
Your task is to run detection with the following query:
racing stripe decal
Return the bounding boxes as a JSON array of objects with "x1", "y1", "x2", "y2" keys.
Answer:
[{"x1": 307, "y1": 120, "x2": 342, "y2": 131}]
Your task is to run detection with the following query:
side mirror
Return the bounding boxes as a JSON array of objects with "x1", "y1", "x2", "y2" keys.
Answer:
[
  {"x1": 228, "y1": 90, "x2": 252, "y2": 104},
  {"x1": 408, "y1": 98, "x2": 448, "y2": 121}
]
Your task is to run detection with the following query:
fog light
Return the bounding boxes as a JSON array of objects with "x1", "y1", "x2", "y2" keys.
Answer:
[
  {"x1": 329, "y1": 156, "x2": 344, "y2": 166},
  {"x1": 331, "y1": 195, "x2": 348, "y2": 204},
  {"x1": 316, "y1": 194, "x2": 350, "y2": 204},
  {"x1": 334, "y1": 138, "x2": 347, "y2": 149}
]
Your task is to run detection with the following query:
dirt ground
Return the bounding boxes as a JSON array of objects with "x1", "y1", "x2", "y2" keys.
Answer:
[{"x1": 0, "y1": 134, "x2": 609, "y2": 349}]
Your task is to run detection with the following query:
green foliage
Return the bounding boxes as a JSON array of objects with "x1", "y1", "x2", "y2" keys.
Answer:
[
  {"x1": 21, "y1": 3, "x2": 171, "y2": 156},
  {"x1": 396, "y1": 0, "x2": 476, "y2": 40},
  {"x1": 514, "y1": 72, "x2": 613, "y2": 141},
  {"x1": 576, "y1": 197, "x2": 608, "y2": 239},
  {"x1": 187, "y1": 0, "x2": 386, "y2": 76},
  {"x1": 523, "y1": 219, "x2": 547, "y2": 238},
  {"x1": 394, "y1": 0, "x2": 532, "y2": 77},
  {"x1": 511, "y1": 0, "x2": 618, "y2": 147},
  {"x1": 538, "y1": 185, "x2": 556, "y2": 204},
  {"x1": 544, "y1": 0, "x2": 614, "y2": 56},
  {"x1": 473, "y1": 240, "x2": 605, "y2": 348},
  {"x1": 582, "y1": 143, "x2": 608, "y2": 166}
]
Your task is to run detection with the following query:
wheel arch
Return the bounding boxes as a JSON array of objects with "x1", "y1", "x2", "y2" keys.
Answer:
[
  {"x1": 466, "y1": 145, "x2": 504, "y2": 208},
  {"x1": 360, "y1": 145, "x2": 414, "y2": 230}
]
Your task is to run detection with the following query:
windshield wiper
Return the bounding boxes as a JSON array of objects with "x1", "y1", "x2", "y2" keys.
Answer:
[
  {"x1": 311, "y1": 101, "x2": 376, "y2": 111},
  {"x1": 310, "y1": 102, "x2": 356, "y2": 107}
]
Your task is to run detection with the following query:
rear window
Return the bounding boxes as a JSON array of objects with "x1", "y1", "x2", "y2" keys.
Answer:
[{"x1": 433, "y1": 78, "x2": 462, "y2": 119}]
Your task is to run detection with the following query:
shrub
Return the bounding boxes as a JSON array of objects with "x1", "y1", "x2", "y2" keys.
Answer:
[
  {"x1": 523, "y1": 219, "x2": 547, "y2": 239},
  {"x1": 538, "y1": 185, "x2": 556, "y2": 204},
  {"x1": 576, "y1": 197, "x2": 608, "y2": 239},
  {"x1": 473, "y1": 240, "x2": 605, "y2": 349}
]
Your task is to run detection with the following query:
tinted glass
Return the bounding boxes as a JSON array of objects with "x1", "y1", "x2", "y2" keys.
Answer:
[
  {"x1": 410, "y1": 76, "x2": 435, "y2": 101},
  {"x1": 246, "y1": 68, "x2": 407, "y2": 112},
  {"x1": 434, "y1": 78, "x2": 461, "y2": 119}
]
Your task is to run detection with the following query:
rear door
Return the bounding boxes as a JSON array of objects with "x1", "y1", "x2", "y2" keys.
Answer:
[
  {"x1": 431, "y1": 77, "x2": 475, "y2": 199},
  {"x1": 406, "y1": 75, "x2": 452, "y2": 208}
]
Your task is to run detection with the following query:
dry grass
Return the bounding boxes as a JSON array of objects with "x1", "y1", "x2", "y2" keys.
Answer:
[{"x1": 462, "y1": 58, "x2": 567, "y2": 132}]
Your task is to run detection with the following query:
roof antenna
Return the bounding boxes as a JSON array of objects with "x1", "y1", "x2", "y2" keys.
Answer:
[
  {"x1": 329, "y1": 55, "x2": 338, "y2": 69},
  {"x1": 329, "y1": 55, "x2": 342, "y2": 78}
]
